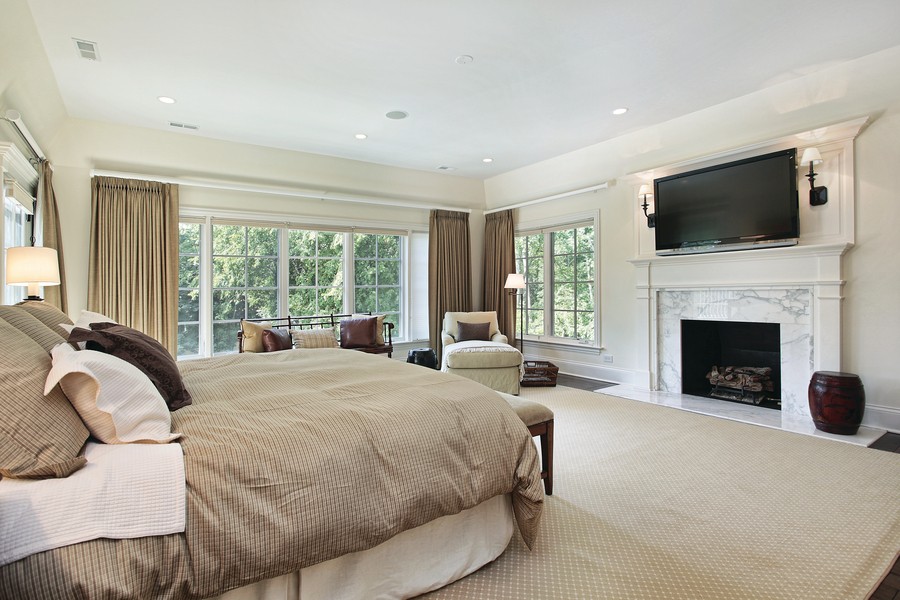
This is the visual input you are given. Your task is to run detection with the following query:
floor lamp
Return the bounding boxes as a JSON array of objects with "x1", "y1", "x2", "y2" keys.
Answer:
[{"x1": 504, "y1": 273, "x2": 526, "y2": 354}]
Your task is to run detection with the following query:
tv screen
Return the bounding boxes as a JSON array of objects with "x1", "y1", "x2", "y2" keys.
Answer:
[{"x1": 654, "y1": 149, "x2": 799, "y2": 255}]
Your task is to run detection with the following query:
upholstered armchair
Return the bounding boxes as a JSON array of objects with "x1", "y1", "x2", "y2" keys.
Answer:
[{"x1": 440, "y1": 311, "x2": 522, "y2": 395}]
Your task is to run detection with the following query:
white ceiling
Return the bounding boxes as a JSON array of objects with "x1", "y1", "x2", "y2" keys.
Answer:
[{"x1": 24, "y1": 0, "x2": 900, "y2": 179}]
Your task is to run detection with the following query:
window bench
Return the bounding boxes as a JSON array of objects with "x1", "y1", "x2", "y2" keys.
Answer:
[{"x1": 237, "y1": 313, "x2": 394, "y2": 357}]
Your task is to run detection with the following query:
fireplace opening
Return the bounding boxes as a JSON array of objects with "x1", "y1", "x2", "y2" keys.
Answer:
[{"x1": 680, "y1": 319, "x2": 781, "y2": 410}]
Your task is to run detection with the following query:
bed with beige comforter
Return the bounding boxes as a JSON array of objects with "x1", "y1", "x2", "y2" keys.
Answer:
[{"x1": 0, "y1": 349, "x2": 543, "y2": 599}]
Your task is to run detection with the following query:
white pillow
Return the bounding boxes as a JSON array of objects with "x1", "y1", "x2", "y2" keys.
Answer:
[
  {"x1": 44, "y1": 344, "x2": 181, "y2": 444},
  {"x1": 60, "y1": 310, "x2": 118, "y2": 348},
  {"x1": 290, "y1": 328, "x2": 339, "y2": 349}
]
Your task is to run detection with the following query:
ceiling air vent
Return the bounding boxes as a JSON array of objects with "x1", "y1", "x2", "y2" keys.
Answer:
[
  {"x1": 72, "y1": 38, "x2": 99, "y2": 61},
  {"x1": 169, "y1": 122, "x2": 199, "y2": 131}
]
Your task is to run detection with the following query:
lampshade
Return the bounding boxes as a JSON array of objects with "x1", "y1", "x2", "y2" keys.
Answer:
[
  {"x1": 504, "y1": 273, "x2": 526, "y2": 289},
  {"x1": 800, "y1": 147, "x2": 823, "y2": 166},
  {"x1": 6, "y1": 246, "x2": 60, "y2": 299},
  {"x1": 638, "y1": 184, "x2": 653, "y2": 197}
]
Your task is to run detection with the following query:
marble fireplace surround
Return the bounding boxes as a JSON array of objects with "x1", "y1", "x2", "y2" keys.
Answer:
[{"x1": 631, "y1": 242, "x2": 851, "y2": 423}]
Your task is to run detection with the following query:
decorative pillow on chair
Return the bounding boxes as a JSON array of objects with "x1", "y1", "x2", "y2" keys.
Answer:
[
  {"x1": 45, "y1": 343, "x2": 181, "y2": 444},
  {"x1": 240, "y1": 320, "x2": 272, "y2": 353},
  {"x1": 67, "y1": 323, "x2": 192, "y2": 411},
  {"x1": 262, "y1": 328, "x2": 293, "y2": 352},
  {"x1": 457, "y1": 321, "x2": 492, "y2": 342},
  {"x1": 291, "y1": 328, "x2": 339, "y2": 349},
  {"x1": 340, "y1": 317, "x2": 377, "y2": 349}
]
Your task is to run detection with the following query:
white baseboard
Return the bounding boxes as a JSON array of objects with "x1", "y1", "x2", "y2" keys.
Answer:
[
  {"x1": 863, "y1": 404, "x2": 900, "y2": 434},
  {"x1": 525, "y1": 352, "x2": 638, "y2": 386}
]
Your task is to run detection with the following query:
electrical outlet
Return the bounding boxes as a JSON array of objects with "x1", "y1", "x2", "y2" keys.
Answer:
[{"x1": 602, "y1": 354, "x2": 614, "y2": 364}]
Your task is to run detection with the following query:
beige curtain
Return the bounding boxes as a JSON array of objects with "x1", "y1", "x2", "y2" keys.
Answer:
[
  {"x1": 428, "y1": 209, "x2": 471, "y2": 361},
  {"x1": 88, "y1": 176, "x2": 179, "y2": 356},
  {"x1": 38, "y1": 161, "x2": 67, "y2": 313},
  {"x1": 482, "y1": 209, "x2": 516, "y2": 343}
]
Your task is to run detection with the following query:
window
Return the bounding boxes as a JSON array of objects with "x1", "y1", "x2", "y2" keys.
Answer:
[
  {"x1": 177, "y1": 222, "x2": 201, "y2": 357},
  {"x1": 211, "y1": 224, "x2": 279, "y2": 354},
  {"x1": 353, "y1": 233, "x2": 401, "y2": 338},
  {"x1": 177, "y1": 216, "x2": 422, "y2": 358},
  {"x1": 515, "y1": 221, "x2": 597, "y2": 344},
  {"x1": 3, "y1": 196, "x2": 29, "y2": 305},
  {"x1": 288, "y1": 229, "x2": 343, "y2": 315}
]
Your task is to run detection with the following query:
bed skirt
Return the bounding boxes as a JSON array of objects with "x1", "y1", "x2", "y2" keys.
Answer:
[{"x1": 215, "y1": 493, "x2": 514, "y2": 600}]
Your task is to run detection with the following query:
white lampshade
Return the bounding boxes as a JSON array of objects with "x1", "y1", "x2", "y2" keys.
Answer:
[
  {"x1": 504, "y1": 273, "x2": 526, "y2": 289},
  {"x1": 638, "y1": 184, "x2": 653, "y2": 197},
  {"x1": 800, "y1": 147, "x2": 823, "y2": 166},
  {"x1": 6, "y1": 246, "x2": 60, "y2": 299}
]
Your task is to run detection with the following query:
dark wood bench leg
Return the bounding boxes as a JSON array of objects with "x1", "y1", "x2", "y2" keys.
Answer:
[{"x1": 528, "y1": 419, "x2": 553, "y2": 496}]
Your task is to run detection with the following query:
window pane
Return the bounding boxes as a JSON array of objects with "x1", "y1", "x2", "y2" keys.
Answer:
[
  {"x1": 247, "y1": 227, "x2": 278, "y2": 256},
  {"x1": 317, "y1": 232, "x2": 343, "y2": 257},
  {"x1": 289, "y1": 258, "x2": 316, "y2": 287},
  {"x1": 289, "y1": 229, "x2": 317, "y2": 256},
  {"x1": 179, "y1": 255, "x2": 200, "y2": 288},
  {"x1": 377, "y1": 260, "x2": 400, "y2": 286},
  {"x1": 383, "y1": 313, "x2": 400, "y2": 339},
  {"x1": 247, "y1": 257, "x2": 277, "y2": 288},
  {"x1": 379, "y1": 235, "x2": 400, "y2": 259},
  {"x1": 213, "y1": 257, "x2": 245, "y2": 288},
  {"x1": 318, "y1": 287, "x2": 343, "y2": 314},
  {"x1": 527, "y1": 234, "x2": 543, "y2": 257},
  {"x1": 178, "y1": 290, "x2": 199, "y2": 322},
  {"x1": 355, "y1": 287, "x2": 376, "y2": 311},
  {"x1": 354, "y1": 233, "x2": 376, "y2": 257},
  {"x1": 526, "y1": 257, "x2": 543, "y2": 285},
  {"x1": 528, "y1": 283, "x2": 544, "y2": 310},
  {"x1": 213, "y1": 289, "x2": 245, "y2": 321},
  {"x1": 179, "y1": 223, "x2": 200, "y2": 254},
  {"x1": 213, "y1": 321, "x2": 240, "y2": 355},
  {"x1": 355, "y1": 259, "x2": 376, "y2": 286},
  {"x1": 576, "y1": 282, "x2": 594, "y2": 311},
  {"x1": 246, "y1": 289, "x2": 277, "y2": 319},
  {"x1": 378, "y1": 287, "x2": 400, "y2": 312},
  {"x1": 177, "y1": 323, "x2": 200, "y2": 357},
  {"x1": 577, "y1": 311, "x2": 595, "y2": 342},
  {"x1": 289, "y1": 288, "x2": 316, "y2": 315},
  {"x1": 319, "y1": 258, "x2": 343, "y2": 286},
  {"x1": 553, "y1": 229, "x2": 574, "y2": 254},
  {"x1": 554, "y1": 282, "x2": 575, "y2": 310},
  {"x1": 527, "y1": 309, "x2": 544, "y2": 336},
  {"x1": 576, "y1": 253, "x2": 593, "y2": 281},
  {"x1": 554, "y1": 311, "x2": 575, "y2": 338},
  {"x1": 554, "y1": 254, "x2": 574, "y2": 282},
  {"x1": 577, "y1": 226, "x2": 594, "y2": 253},
  {"x1": 213, "y1": 225, "x2": 245, "y2": 255}
]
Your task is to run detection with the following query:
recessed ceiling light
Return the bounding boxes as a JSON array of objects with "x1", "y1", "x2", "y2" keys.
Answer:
[
  {"x1": 482, "y1": 158, "x2": 494, "y2": 164},
  {"x1": 355, "y1": 133, "x2": 368, "y2": 140},
  {"x1": 157, "y1": 96, "x2": 177, "y2": 104},
  {"x1": 612, "y1": 107, "x2": 628, "y2": 115},
  {"x1": 437, "y1": 166, "x2": 456, "y2": 171},
  {"x1": 385, "y1": 110, "x2": 409, "y2": 120},
  {"x1": 455, "y1": 55, "x2": 474, "y2": 65}
]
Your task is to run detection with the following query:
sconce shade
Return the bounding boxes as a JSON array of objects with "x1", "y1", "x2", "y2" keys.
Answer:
[
  {"x1": 800, "y1": 147, "x2": 823, "y2": 166},
  {"x1": 638, "y1": 184, "x2": 653, "y2": 197},
  {"x1": 6, "y1": 246, "x2": 61, "y2": 299},
  {"x1": 504, "y1": 273, "x2": 526, "y2": 289}
]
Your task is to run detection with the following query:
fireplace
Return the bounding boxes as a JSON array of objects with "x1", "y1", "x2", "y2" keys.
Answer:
[{"x1": 680, "y1": 319, "x2": 781, "y2": 410}]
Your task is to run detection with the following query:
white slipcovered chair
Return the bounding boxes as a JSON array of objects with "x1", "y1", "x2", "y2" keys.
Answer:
[{"x1": 441, "y1": 311, "x2": 523, "y2": 395}]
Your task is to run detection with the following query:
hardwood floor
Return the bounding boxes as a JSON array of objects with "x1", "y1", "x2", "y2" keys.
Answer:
[{"x1": 553, "y1": 373, "x2": 900, "y2": 598}]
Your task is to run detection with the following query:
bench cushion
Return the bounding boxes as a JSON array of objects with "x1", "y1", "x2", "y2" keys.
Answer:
[
  {"x1": 444, "y1": 341, "x2": 522, "y2": 369},
  {"x1": 497, "y1": 392, "x2": 554, "y2": 427}
]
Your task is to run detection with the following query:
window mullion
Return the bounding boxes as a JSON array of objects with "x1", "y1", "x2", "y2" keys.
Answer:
[
  {"x1": 544, "y1": 231, "x2": 553, "y2": 337},
  {"x1": 278, "y1": 226, "x2": 289, "y2": 316}
]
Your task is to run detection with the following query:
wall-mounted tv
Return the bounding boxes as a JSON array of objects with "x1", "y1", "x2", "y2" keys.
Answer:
[{"x1": 654, "y1": 149, "x2": 799, "y2": 255}]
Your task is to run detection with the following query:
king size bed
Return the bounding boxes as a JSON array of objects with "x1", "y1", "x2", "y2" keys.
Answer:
[{"x1": 0, "y1": 303, "x2": 543, "y2": 599}]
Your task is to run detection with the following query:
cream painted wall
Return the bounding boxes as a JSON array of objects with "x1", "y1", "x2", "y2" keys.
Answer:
[{"x1": 484, "y1": 46, "x2": 900, "y2": 429}]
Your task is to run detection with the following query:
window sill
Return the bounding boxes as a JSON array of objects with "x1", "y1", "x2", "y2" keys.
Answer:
[{"x1": 521, "y1": 336, "x2": 604, "y2": 354}]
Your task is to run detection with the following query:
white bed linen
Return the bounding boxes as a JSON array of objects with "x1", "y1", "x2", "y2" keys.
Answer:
[
  {"x1": 0, "y1": 441, "x2": 185, "y2": 566},
  {"x1": 216, "y1": 493, "x2": 514, "y2": 600}
]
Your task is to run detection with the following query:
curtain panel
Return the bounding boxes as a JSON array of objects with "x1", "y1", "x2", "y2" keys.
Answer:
[
  {"x1": 38, "y1": 161, "x2": 67, "y2": 313},
  {"x1": 88, "y1": 176, "x2": 179, "y2": 356},
  {"x1": 482, "y1": 209, "x2": 516, "y2": 344},
  {"x1": 428, "y1": 209, "x2": 471, "y2": 361}
]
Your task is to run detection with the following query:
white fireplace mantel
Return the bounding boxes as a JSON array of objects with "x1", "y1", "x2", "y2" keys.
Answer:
[{"x1": 630, "y1": 242, "x2": 852, "y2": 420}]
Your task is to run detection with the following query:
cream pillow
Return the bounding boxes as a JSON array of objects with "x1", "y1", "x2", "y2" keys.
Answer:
[
  {"x1": 241, "y1": 320, "x2": 272, "y2": 353},
  {"x1": 352, "y1": 313, "x2": 386, "y2": 345},
  {"x1": 45, "y1": 344, "x2": 181, "y2": 444},
  {"x1": 291, "y1": 328, "x2": 339, "y2": 349}
]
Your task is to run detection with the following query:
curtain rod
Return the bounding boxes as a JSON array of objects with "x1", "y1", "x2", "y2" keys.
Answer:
[
  {"x1": 2, "y1": 110, "x2": 45, "y2": 162},
  {"x1": 90, "y1": 169, "x2": 473, "y2": 214},
  {"x1": 483, "y1": 180, "x2": 612, "y2": 215}
]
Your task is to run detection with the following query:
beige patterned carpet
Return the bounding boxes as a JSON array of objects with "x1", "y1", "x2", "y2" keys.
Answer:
[{"x1": 423, "y1": 387, "x2": 900, "y2": 599}]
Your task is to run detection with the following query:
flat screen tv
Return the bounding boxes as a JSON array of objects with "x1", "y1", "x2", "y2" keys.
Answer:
[{"x1": 653, "y1": 149, "x2": 799, "y2": 255}]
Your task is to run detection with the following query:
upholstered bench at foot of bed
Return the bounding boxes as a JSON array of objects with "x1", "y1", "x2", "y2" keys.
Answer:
[{"x1": 498, "y1": 392, "x2": 553, "y2": 496}]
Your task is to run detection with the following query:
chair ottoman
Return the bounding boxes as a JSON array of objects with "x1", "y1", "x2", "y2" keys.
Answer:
[{"x1": 441, "y1": 341, "x2": 523, "y2": 395}]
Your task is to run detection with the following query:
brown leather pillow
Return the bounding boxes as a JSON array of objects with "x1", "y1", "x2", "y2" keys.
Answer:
[
  {"x1": 457, "y1": 321, "x2": 491, "y2": 342},
  {"x1": 261, "y1": 328, "x2": 293, "y2": 352},
  {"x1": 340, "y1": 317, "x2": 377, "y2": 349},
  {"x1": 67, "y1": 323, "x2": 192, "y2": 411}
]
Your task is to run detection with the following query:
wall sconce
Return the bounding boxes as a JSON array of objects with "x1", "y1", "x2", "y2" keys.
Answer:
[
  {"x1": 5, "y1": 246, "x2": 60, "y2": 301},
  {"x1": 800, "y1": 147, "x2": 828, "y2": 206},
  {"x1": 504, "y1": 273, "x2": 526, "y2": 354},
  {"x1": 639, "y1": 184, "x2": 656, "y2": 228}
]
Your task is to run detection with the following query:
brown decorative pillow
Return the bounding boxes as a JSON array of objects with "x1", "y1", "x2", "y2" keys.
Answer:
[
  {"x1": 262, "y1": 328, "x2": 293, "y2": 352},
  {"x1": 0, "y1": 316, "x2": 88, "y2": 479},
  {"x1": 67, "y1": 323, "x2": 192, "y2": 411},
  {"x1": 340, "y1": 317, "x2": 377, "y2": 349},
  {"x1": 457, "y1": 321, "x2": 491, "y2": 342}
]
